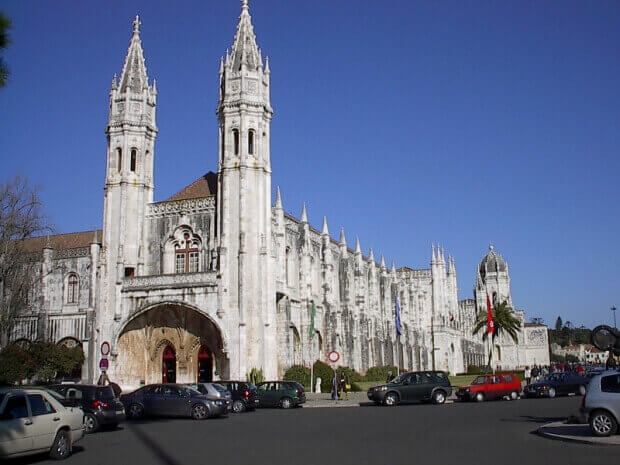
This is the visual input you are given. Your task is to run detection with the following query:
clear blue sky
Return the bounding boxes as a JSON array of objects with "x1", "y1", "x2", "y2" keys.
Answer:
[{"x1": 1, "y1": 0, "x2": 618, "y2": 328}]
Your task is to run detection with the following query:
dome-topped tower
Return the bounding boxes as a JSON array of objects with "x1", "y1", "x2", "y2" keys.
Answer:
[{"x1": 474, "y1": 244, "x2": 513, "y2": 312}]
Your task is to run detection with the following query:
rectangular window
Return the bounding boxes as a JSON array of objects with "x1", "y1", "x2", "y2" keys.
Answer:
[
  {"x1": 601, "y1": 374, "x2": 620, "y2": 393},
  {"x1": 176, "y1": 253, "x2": 186, "y2": 274},
  {"x1": 124, "y1": 267, "x2": 135, "y2": 278},
  {"x1": 1, "y1": 395, "x2": 28, "y2": 420},
  {"x1": 189, "y1": 252, "x2": 199, "y2": 273},
  {"x1": 28, "y1": 394, "x2": 56, "y2": 416}
]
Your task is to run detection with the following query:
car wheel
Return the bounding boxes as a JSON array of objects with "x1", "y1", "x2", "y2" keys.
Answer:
[
  {"x1": 578, "y1": 385, "x2": 586, "y2": 396},
  {"x1": 83, "y1": 413, "x2": 99, "y2": 434},
  {"x1": 128, "y1": 403, "x2": 144, "y2": 419},
  {"x1": 475, "y1": 392, "x2": 485, "y2": 402},
  {"x1": 191, "y1": 404, "x2": 209, "y2": 420},
  {"x1": 547, "y1": 388, "x2": 556, "y2": 398},
  {"x1": 590, "y1": 410, "x2": 618, "y2": 437},
  {"x1": 510, "y1": 391, "x2": 519, "y2": 400},
  {"x1": 49, "y1": 429, "x2": 72, "y2": 460},
  {"x1": 432, "y1": 390, "x2": 446, "y2": 405},
  {"x1": 384, "y1": 393, "x2": 398, "y2": 406},
  {"x1": 280, "y1": 397, "x2": 293, "y2": 409},
  {"x1": 232, "y1": 400, "x2": 246, "y2": 413}
]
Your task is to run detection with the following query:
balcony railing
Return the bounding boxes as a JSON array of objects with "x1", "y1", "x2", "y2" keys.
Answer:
[
  {"x1": 49, "y1": 313, "x2": 88, "y2": 342},
  {"x1": 122, "y1": 272, "x2": 218, "y2": 292}
]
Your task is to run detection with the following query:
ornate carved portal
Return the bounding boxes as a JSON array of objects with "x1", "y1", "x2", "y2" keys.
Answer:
[{"x1": 115, "y1": 304, "x2": 228, "y2": 388}]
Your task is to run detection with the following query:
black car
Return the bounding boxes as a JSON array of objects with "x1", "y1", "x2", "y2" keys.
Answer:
[
  {"x1": 49, "y1": 384, "x2": 125, "y2": 434},
  {"x1": 120, "y1": 384, "x2": 228, "y2": 420},
  {"x1": 217, "y1": 381, "x2": 260, "y2": 413},
  {"x1": 523, "y1": 372, "x2": 588, "y2": 398},
  {"x1": 367, "y1": 371, "x2": 452, "y2": 406}
]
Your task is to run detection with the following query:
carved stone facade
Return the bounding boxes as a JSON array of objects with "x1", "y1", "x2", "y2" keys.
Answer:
[{"x1": 8, "y1": 2, "x2": 548, "y2": 388}]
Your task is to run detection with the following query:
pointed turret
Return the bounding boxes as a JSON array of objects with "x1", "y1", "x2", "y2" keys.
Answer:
[
  {"x1": 368, "y1": 247, "x2": 375, "y2": 263},
  {"x1": 301, "y1": 203, "x2": 308, "y2": 223},
  {"x1": 339, "y1": 228, "x2": 347, "y2": 247},
  {"x1": 355, "y1": 237, "x2": 361, "y2": 255},
  {"x1": 391, "y1": 261, "x2": 397, "y2": 274},
  {"x1": 321, "y1": 216, "x2": 329, "y2": 236},
  {"x1": 380, "y1": 255, "x2": 386, "y2": 269},
  {"x1": 275, "y1": 186, "x2": 283, "y2": 209},
  {"x1": 228, "y1": 0, "x2": 262, "y2": 71},
  {"x1": 431, "y1": 244, "x2": 437, "y2": 264},
  {"x1": 118, "y1": 15, "x2": 150, "y2": 93}
]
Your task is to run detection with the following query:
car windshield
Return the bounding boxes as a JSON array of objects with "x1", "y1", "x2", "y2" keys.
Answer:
[
  {"x1": 96, "y1": 387, "x2": 115, "y2": 400},
  {"x1": 44, "y1": 389, "x2": 66, "y2": 402},
  {"x1": 390, "y1": 374, "x2": 407, "y2": 384},
  {"x1": 186, "y1": 387, "x2": 202, "y2": 396},
  {"x1": 472, "y1": 376, "x2": 487, "y2": 385},
  {"x1": 213, "y1": 384, "x2": 227, "y2": 393}
]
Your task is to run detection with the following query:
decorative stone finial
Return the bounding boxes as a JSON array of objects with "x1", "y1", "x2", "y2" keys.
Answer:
[
  {"x1": 133, "y1": 15, "x2": 141, "y2": 35},
  {"x1": 275, "y1": 186, "x2": 282, "y2": 209},
  {"x1": 321, "y1": 216, "x2": 329, "y2": 236},
  {"x1": 489, "y1": 243, "x2": 494, "y2": 251},
  {"x1": 301, "y1": 203, "x2": 308, "y2": 223}
]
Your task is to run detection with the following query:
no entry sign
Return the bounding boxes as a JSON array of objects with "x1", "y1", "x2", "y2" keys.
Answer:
[
  {"x1": 101, "y1": 341, "x2": 110, "y2": 356},
  {"x1": 328, "y1": 351, "x2": 340, "y2": 363},
  {"x1": 99, "y1": 358, "x2": 109, "y2": 371}
]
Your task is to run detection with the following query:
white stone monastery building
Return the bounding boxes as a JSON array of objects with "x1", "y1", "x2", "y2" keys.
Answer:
[{"x1": 9, "y1": 2, "x2": 549, "y2": 388}]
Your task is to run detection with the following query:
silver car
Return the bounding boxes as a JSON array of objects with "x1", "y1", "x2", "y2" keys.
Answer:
[
  {"x1": 185, "y1": 383, "x2": 232, "y2": 410},
  {"x1": 580, "y1": 370, "x2": 620, "y2": 437},
  {"x1": 0, "y1": 387, "x2": 84, "y2": 460}
]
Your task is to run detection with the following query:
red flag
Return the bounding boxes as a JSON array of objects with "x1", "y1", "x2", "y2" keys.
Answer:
[{"x1": 486, "y1": 293, "x2": 495, "y2": 334}]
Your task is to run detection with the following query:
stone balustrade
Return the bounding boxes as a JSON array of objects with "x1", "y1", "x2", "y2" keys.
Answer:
[{"x1": 122, "y1": 272, "x2": 219, "y2": 292}]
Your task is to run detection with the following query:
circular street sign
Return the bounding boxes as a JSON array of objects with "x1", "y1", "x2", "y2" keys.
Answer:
[
  {"x1": 101, "y1": 341, "x2": 111, "y2": 356},
  {"x1": 99, "y1": 358, "x2": 109, "y2": 371},
  {"x1": 327, "y1": 351, "x2": 340, "y2": 363}
]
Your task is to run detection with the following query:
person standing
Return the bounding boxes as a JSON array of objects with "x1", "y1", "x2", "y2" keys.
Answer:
[
  {"x1": 339, "y1": 372, "x2": 349, "y2": 400},
  {"x1": 386, "y1": 371, "x2": 395, "y2": 383},
  {"x1": 531, "y1": 365, "x2": 539, "y2": 383},
  {"x1": 524, "y1": 366, "x2": 531, "y2": 385},
  {"x1": 331, "y1": 373, "x2": 338, "y2": 401},
  {"x1": 606, "y1": 353, "x2": 617, "y2": 370}
]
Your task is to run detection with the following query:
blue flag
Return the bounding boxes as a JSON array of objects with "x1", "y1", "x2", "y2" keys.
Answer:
[{"x1": 395, "y1": 297, "x2": 402, "y2": 337}]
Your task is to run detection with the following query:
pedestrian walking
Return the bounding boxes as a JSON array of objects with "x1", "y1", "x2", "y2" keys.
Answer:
[
  {"x1": 386, "y1": 370, "x2": 395, "y2": 383},
  {"x1": 606, "y1": 353, "x2": 617, "y2": 370},
  {"x1": 524, "y1": 366, "x2": 531, "y2": 385},
  {"x1": 339, "y1": 372, "x2": 350, "y2": 400},
  {"x1": 331, "y1": 373, "x2": 338, "y2": 401},
  {"x1": 531, "y1": 365, "x2": 539, "y2": 383}
]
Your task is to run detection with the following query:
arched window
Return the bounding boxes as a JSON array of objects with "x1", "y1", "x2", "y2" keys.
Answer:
[
  {"x1": 67, "y1": 274, "x2": 79, "y2": 304},
  {"x1": 285, "y1": 247, "x2": 291, "y2": 286},
  {"x1": 174, "y1": 232, "x2": 200, "y2": 274},
  {"x1": 130, "y1": 149, "x2": 137, "y2": 172},
  {"x1": 116, "y1": 148, "x2": 122, "y2": 172},
  {"x1": 248, "y1": 130, "x2": 255, "y2": 155},
  {"x1": 232, "y1": 129, "x2": 239, "y2": 155}
]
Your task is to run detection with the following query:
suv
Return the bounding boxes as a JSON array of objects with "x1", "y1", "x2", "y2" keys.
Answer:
[
  {"x1": 49, "y1": 384, "x2": 125, "y2": 434},
  {"x1": 256, "y1": 381, "x2": 306, "y2": 409},
  {"x1": 457, "y1": 373, "x2": 522, "y2": 402},
  {"x1": 580, "y1": 370, "x2": 620, "y2": 437},
  {"x1": 217, "y1": 381, "x2": 259, "y2": 413},
  {"x1": 367, "y1": 371, "x2": 452, "y2": 406}
]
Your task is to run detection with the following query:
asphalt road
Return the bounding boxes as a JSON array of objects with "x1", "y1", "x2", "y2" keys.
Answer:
[{"x1": 9, "y1": 396, "x2": 618, "y2": 465}]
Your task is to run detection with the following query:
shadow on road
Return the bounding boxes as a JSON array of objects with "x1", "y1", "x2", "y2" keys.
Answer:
[
  {"x1": 501, "y1": 415, "x2": 568, "y2": 424},
  {"x1": 7, "y1": 445, "x2": 85, "y2": 465},
  {"x1": 126, "y1": 423, "x2": 183, "y2": 465}
]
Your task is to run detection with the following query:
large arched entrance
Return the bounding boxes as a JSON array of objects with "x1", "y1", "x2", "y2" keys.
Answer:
[
  {"x1": 197, "y1": 345, "x2": 213, "y2": 382},
  {"x1": 162, "y1": 346, "x2": 176, "y2": 383},
  {"x1": 115, "y1": 303, "x2": 228, "y2": 389}
]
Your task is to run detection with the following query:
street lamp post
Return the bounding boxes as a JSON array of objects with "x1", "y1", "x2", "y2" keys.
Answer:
[{"x1": 612, "y1": 306, "x2": 617, "y2": 329}]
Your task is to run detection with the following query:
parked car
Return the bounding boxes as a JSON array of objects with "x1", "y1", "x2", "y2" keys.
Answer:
[
  {"x1": 183, "y1": 383, "x2": 232, "y2": 411},
  {"x1": 0, "y1": 387, "x2": 84, "y2": 461},
  {"x1": 367, "y1": 371, "x2": 452, "y2": 406},
  {"x1": 49, "y1": 384, "x2": 125, "y2": 434},
  {"x1": 218, "y1": 381, "x2": 260, "y2": 413},
  {"x1": 256, "y1": 381, "x2": 306, "y2": 409},
  {"x1": 121, "y1": 384, "x2": 227, "y2": 420},
  {"x1": 523, "y1": 372, "x2": 588, "y2": 398},
  {"x1": 456, "y1": 374, "x2": 522, "y2": 402},
  {"x1": 579, "y1": 370, "x2": 620, "y2": 437}
]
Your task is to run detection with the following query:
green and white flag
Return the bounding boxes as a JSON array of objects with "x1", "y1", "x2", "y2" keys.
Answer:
[{"x1": 310, "y1": 301, "x2": 316, "y2": 339}]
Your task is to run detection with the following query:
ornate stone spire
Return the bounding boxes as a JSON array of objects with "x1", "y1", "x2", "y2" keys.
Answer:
[
  {"x1": 275, "y1": 186, "x2": 283, "y2": 209},
  {"x1": 355, "y1": 237, "x2": 361, "y2": 255},
  {"x1": 301, "y1": 203, "x2": 308, "y2": 223},
  {"x1": 369, "y1": 247, "x2": 375, "y2": 263},
  {"x1": 228, "y1": 0, "x2": 262, "y2": 71},
  {"x1": 321, "y1": 216, "x2": 329, "y2": 236},
  {"x1": 118, "y1": 15, "x2": 149, "y2": 93},
  {"x1": 339, "y1": 227, "x2": 347, "y2": 247}
]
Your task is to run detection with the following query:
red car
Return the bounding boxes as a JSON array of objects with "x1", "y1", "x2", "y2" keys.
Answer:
[{"x1": 456, "y1": 374, "x2": 522, "y2": 402}]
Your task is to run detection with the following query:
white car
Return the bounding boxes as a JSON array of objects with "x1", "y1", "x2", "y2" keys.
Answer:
[{"x1": 0, "y1": 387, "x2": 84, "y2": 460}]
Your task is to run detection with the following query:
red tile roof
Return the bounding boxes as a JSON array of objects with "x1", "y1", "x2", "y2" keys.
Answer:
[
  {"x1": 167, "y1": 172, "x2": 217, "y2": 201},
  {"x1": 19, "y1": 230, "x2": 102, "y2": 253}
]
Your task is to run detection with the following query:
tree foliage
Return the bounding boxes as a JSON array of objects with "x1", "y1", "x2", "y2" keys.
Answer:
[
  {"x1": 0, "y1": 176, "x2": 51, "y2": 340},
  {"x1": 555, "y1": 316, "x2": 563, "y2": 331},
  {"x1": 0, "y1": 11, "x2": 11, "y2": 87},
  {"x1": 473, "y1": 300, "x2": 522, "y2": 367}
]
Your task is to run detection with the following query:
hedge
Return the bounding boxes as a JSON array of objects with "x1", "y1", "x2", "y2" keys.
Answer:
[{"x1": 364, "y1": 365, "x2": 398, "y2": 382}]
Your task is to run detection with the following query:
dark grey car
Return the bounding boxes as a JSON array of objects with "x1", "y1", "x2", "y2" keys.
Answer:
[
  {"x1": 184, "y1": 383, "x2": 232, "y2": 411},
  {"x1": 120, "y1": 384, "x2": 227, "y2": 420}
]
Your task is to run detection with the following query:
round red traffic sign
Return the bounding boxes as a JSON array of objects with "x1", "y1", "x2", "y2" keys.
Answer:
[
  {"x1": 327, "y1": 351, "x2": 340, "y2": 363},
  {"x1": 101, "y1": 342, "x2": 110, "y2": 356},
  {"x1": 99, "y1": 358, "x2": 109, "y2": 371}
]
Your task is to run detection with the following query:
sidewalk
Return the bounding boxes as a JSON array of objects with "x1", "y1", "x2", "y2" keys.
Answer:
[
  {"x1": 304, "y1": 392, "x2": 369, "y2": 408},
  {"x1": 537, "y1": 422, "x2": 620, "y2": 446}
]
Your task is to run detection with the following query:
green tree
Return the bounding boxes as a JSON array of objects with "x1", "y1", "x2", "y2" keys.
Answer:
[
  {"x1": 0, "y1": 344, "x2": 36, "y2": 385},
  {"x1": 473, "y1": 300, "x2": 521, "y2": 369},
  {"x1": 0, "y1": 11, "x2": 11, "y2": 87},
  {"x1": 555, "y1": 316, "x2": 563, "y2": 331}
]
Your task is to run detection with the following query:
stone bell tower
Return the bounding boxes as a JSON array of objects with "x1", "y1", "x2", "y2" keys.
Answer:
[
  {"x1": 99, "y1": 16, "x2": 157, "y2": 352},
  {"x1": 216, "y1": 1, "x2": 276, "y2": 378}
]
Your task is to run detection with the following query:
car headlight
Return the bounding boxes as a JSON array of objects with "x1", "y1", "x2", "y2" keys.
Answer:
[{"x1": 378, "y1": 386, "x2": 388, "y2": 391}]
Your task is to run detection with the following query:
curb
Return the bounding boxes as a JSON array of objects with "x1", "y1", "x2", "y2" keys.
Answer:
[{"x1": 536, "y1": 422, "x2": 620, "y2": 446}]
